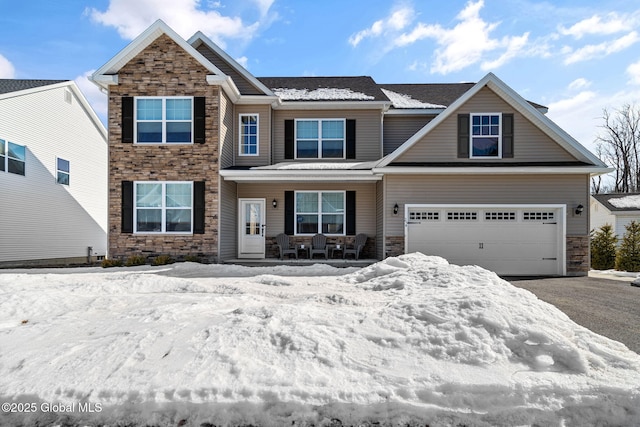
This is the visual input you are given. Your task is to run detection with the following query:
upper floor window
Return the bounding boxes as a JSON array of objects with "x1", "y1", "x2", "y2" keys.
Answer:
[
  {"x1": 0, "y1": 139, "x2": 26, "y2": 176},
  {"x1": 57, "y1": 158, "x2": 70, "y2": 185},
  {"x1": 296, "y1": 119, "x2": 345, "y2": 159},
  {"x1": 470, "y1": 113, "x2": 501, "y2": 158},
  {"x1": 135, "y1": 97, "x2": 193, "y2": 144},
  {"x1": 239, "y1": 114, "x2": 259, "y2": 156},
  {"x1": 134, "y1": 181, "x2": 193, "y2": 233}
]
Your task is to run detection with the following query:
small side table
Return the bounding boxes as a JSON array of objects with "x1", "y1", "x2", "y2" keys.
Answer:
[
  {"x1": 297, "y1": 244, "x2": 310, "y2": 259},
  {"x1": 330, "y1": 244, "x2": 344, "y2": 259}
]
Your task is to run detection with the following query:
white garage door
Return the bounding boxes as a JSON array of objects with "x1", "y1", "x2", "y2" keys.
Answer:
[{"x1": 405, "y1": 205, "x2": 565, "y2": 276}]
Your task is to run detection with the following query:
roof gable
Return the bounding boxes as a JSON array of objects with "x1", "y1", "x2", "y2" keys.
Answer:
[
  {"x1": 188, "y1": 32, "x2": 274, "y2": 97},
  {"x1": 377, "y1": 73, "x2": 607, "y2": 168},
  {"x1": 91, "y1": 20, "x2": 224, "y2": 89}
]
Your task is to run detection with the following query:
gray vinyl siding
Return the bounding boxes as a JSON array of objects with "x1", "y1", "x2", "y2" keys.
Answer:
[
  {"x1": 234, "y1": 104, "x2": 271, "y2": 167},
  {"x1": 0, "y1": 84, "x2": 107, "y2": 263},
  {"x1": 395, "y1": 87, "x2": 577, "y2": 163},
  {"x1": 384, "y1": 174, "x2": 589, "y2": 236},
  {"x1": 376, "y1": 180, "x2": 384, "y2": 259},
  {"x1": 272, "y1": 109, "x2": 382, "y2": 163},
  {"x1": 195, "y1": 44, "x2": 264, "y2": 95},
  {"x1": 237, "y1": 182, "x2": 377, "y2": 237},
  {"x1": 219, "y1": 92, "x2": 234, "y2": 168},
  {"x1": 219, "y1": 178, "x2": 237, "y2": 261},
  {"x1": 383, "y1": 115, "x2": 435, "y2": 156}
]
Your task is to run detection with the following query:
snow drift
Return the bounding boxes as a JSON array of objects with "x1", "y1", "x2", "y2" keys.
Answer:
[{"x1": 1, "y1": 253, "x2": 639, "y2": 426}]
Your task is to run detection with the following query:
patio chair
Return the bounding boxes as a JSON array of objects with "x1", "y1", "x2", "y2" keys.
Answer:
[
  {"x1": 310, "y1": 233, "x2": 328, "y2": 259},
  {"x1": 276, "y1": 233, "x2": 298, "y2": 259},
  {"x1": 343, "y1": 233, "x2": 367, "y2": 260}
]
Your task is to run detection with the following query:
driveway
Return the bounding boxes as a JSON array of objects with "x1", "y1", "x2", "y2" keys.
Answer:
[{"x1": 508, "y1": 276, "x2": 640, "y2": 354}]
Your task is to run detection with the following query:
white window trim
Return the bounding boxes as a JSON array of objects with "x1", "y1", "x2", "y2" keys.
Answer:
[
  {"x1": 469, "y1": 112, "x2": 502, "y2": 159},
  {"x1": 238, "y1": 113, "x2": 259, "y2": 156},
  {"x1": 294, "y1": 118, "x2": 346, "y2": 160},
  {"x1": 0, "y1": 138, "x2": 26, "y2": 176},
  {"x1": 133, "y1": 181, "x2": 194, "y2": 234},
  {"x1": 294, "y1": 190, "x2": 346, "y2": 236},
  {"x1": 56, "y1": 157, "x2": 70, "y2": 186},
  {"x1": 134, "y1": 96, "x2": 194, "y2": 145}
]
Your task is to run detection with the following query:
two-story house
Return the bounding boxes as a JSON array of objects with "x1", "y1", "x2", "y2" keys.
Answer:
[
  {"x1": 91, "y1": 20, "x2": 610, "y2": 276},
  {"x1": 0, "y1": 79, "x2": 107, "y2": 267}
]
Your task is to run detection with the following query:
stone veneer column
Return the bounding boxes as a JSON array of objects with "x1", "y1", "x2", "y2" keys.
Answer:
[
  {"x1": 566, "y1": 235, "x2": 589, "y2": 276},
  {"x1": 107, "y1": 34, "x2": 219, "y2": 262}
]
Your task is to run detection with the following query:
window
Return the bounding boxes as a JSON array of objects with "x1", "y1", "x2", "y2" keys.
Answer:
[
  {"x1": 134, "y1": 182, "x2": 193, "y2": 233},
  {"x1": 57, "y1": 158, "x2": 70, "y2": 185},
  {"x1": 447, "y1": 211, "x2": 478, "y2": 221},
  {"x1": 239, "y1": 114, "x2": 259, "y2": 156},
  {"x1": 135, "y1": 97, "x2": 193, "y2": 144},
  {"x1": 0, "y1": 139, "x2": 26, "y2": 176},
  {"x1": 295, "y1": 191, "x2": 345, "y2": 235},
  {"x1": 470, "y1": 113, "x2": 501, "y2": 158},
  {"x1": 296, "y1": 119, "x2": 345, "y2": 159}
]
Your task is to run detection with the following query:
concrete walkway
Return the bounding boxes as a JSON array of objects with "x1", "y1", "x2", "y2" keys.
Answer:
[{"x1": 509, "y1": 275, "x2": 640, "y2": 354}]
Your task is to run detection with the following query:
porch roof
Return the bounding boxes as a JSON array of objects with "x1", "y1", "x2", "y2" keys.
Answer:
[{"x1": 220, "y1": 162, "x2": 381, "y2": 182}]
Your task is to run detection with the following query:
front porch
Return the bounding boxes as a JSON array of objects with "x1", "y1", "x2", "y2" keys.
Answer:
[{"x1": 222, "y1": 257, "x2": 377, "y2": 268}]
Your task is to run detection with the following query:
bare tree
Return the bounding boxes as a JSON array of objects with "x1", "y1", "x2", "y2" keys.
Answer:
[{"x1": 596, "y1": 104, "x2": 640, "y2": 193}]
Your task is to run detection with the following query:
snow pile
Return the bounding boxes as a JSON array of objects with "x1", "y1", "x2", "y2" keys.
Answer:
[
  {"x1": 608, "y1": 194, "x2": 640, "y2": 209},
  {"x1": 381, "y1": 88, "x2": 446, "y2": 109},
  {"x1": 273, "y1": 87, "x2": 375, "y2": 101},
  {"x1": 1, "y1": 253, "x2": 640, "y2": 426}
]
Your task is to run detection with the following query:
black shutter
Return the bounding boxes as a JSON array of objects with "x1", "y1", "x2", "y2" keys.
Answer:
[
  {"x1": 502, "y1": 113, "x2": 514, "y2": 158},
  {"x1": 284, "y1": 191, "x2": 294, "y2": 235},
  {"x1": 284, "y1": 120, "x2": 294, "y2": 159},
  {"x1": 194, "y1": 97, "x2": 206, "y2": 144},
  {"x1": 346, "y1": 191, "x2": 356, "y2": 235},
  {"x1": 121, "y1": 181, "x2": 134, "y2": 233},
  {"x1": 193, "y1": 181, "x2": 205, "y2": 234},
  {"x1": 346, "y1": 119, "x2": 356, "y2": 159},
  {"x1": 457, "y1": 114, "x2": 469, "y2": 158},
  {"x1": 122, "y1": 97, "x2": 134, "y2": 143}
]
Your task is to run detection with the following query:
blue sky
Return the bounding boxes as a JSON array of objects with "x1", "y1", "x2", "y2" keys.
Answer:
[{"x1": 1, "y1": 0, "x2": 640, "y2": 153}]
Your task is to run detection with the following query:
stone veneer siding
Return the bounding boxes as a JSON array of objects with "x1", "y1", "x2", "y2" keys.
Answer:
[
  {"x1": 108, "y1": 34, "x2": 219, "y2": 261},
  {"x1": 387, "y1": 235, "x2": 590, "y2": 276}
]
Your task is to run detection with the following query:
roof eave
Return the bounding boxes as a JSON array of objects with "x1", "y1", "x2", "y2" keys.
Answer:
[
  {"x1": 372, "y1": 166, "x2": 614, "y2": 175},
  {"x1": 274, "y1": 100, "x2": 391, "y2": 110}
]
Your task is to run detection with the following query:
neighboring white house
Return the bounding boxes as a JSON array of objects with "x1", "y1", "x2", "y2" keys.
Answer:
[
  {"x1": 590, "y1": 193, "x2": 640, "y2": 241},
  {"x1": 0, "y1": 79, "x2": 107, "y2": 266}
]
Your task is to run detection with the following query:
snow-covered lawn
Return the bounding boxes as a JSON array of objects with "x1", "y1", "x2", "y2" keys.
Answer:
[{"x1": 1, "y1": 253, "x2": 639, "y2": 426}]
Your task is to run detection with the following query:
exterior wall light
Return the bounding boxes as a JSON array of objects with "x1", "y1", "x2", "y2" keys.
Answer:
[
  {"x1": 393, "y1": 203, "x2": 399, "y2": 215},
  {"x1": 272, "y1": 199, "x2": 278, "y2": 208},
  {"x1": 575, "y1": 204, "x2": 584, "y2": 215}
]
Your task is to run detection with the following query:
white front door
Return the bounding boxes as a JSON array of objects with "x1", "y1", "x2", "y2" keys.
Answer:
[{"x1": 238, "y1": 199, "x2": 266, "y2": 258}]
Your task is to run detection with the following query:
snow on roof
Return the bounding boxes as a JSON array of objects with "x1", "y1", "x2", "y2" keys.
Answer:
[
  {"x1": 252, "y1": 161, "x2": 376, "y2": 170},
  {"x1": 273, "y1": 87, "x2": 376, "y2": 101},
  {"x1": 2, "y1": 253, "x2": 640, "y2": 425},
  {"x1": 608, "y1": 194, "x2": 640, "y2": 209},
  {"x1": 381, "y1": 87, "x2": 446, "y2": 109}
]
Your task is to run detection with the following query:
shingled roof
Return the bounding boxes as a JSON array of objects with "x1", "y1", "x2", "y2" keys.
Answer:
[
  {"x1": 257, "y1": 76, "x2": 389, "y2": 102},
  {"x1": 0, "y1": 79, "x2": 69, "y2": 95},
  {"x1": 593, "y1": 193, "x2": 640, "y2": 212}
]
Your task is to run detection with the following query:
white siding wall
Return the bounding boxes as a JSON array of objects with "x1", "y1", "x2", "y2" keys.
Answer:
[{"x1": 0, "y1": 84, "x2": 107, "y2": 263}]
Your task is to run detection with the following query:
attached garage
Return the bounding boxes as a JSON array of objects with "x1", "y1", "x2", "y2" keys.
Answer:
[{"x1": 405, "y1": 204, "x2": 566, "y2": 276}]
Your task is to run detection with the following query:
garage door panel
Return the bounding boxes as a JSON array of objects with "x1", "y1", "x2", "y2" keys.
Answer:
[{"x1": 406, "y1": 206, "x2": 564, "y2": 276}]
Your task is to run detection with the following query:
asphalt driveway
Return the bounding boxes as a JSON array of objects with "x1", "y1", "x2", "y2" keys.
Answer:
[{"x1": 508, "y1": 276, "x2": 640, "y2": 354}]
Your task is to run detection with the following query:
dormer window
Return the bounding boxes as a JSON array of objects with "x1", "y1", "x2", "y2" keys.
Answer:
[{"x1": 470, "y1": 113, "x2": 501, "y2": 158}]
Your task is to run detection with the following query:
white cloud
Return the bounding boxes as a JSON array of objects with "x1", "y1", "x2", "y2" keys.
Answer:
[
  {"x1": 627, "y1": 59, "x2": 640, "y2": 85},
  {"x1": 235, "y1": 56, "x2": 249, "y2": 69},
  {"x1": 559, "y1": 12, "x2": 637, "y2": 39},
  {"x1": 0, "y1": 53, "x2": 16, "y2": 78},
  {"x1": 393, "y1": 0, "x2": 529, "y2": 74},
  {"x1": 74, "y1": 70, "x2": 108, "y2": 125},
  {"x1": 568, "y1": 78, "x2": 591, "y2": 91},
  {"x1": 88, "y1": 0, "x2": 273, "y2": 46},
  {"x1": 348, "y1": 6, "x2": 413, "y2": 47},
  {"x1": 563, "y1": 31, "x2": 640, "y2": 64}
]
